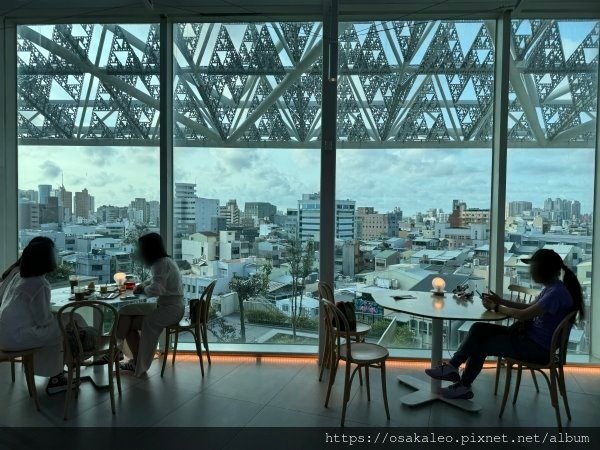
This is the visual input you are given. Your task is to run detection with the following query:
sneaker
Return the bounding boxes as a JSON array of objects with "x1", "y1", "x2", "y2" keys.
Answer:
[
  {"x1": 441, "y1": 382, "x2": 474, "y2": 399},
  {"x1": 425, "y1": 363, "x2": 460, "y2": 382},
  {"x1": 94, "y1": 351, "x2": 124, "y2": 366},
  {"x1": 46, "y1": 373, "x2": 78, "y2": 396},
  {"x1": 119, "y1": 360, "x2": 136, "y2": 372}
]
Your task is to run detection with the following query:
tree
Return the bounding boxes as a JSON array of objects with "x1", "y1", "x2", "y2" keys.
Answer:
[
  {"x1": 228, "y1": 262, "x2": 271, "y2": 343},
  {"x1": 285, "y1": 237, "x2": 315, "y2": 341},
  {"x1": 47, "y1": 262, "x2": 74, "y2": 284},
  {"x1": 123, "y1": 223, "x2": 150, "y2": 281}
]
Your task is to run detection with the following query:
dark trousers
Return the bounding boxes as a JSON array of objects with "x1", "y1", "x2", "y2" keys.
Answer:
[{"x1": 449, "y1": 322, "x2": 548, "y2": 386}]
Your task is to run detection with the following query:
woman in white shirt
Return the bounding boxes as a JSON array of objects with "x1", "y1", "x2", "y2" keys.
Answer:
[
  {"x1": 118, "y1": 233, "x2": 184, "y2": 377},
  {"x1": 0, "y1": 238, "x2": 69, "y2": 394}
]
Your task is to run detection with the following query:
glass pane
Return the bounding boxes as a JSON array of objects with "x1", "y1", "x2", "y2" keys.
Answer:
[
  {"x1": 336, "y1": 20, "x2": 495, "y2": 353},
  {"x1": 173, "y1": 22, "x2": 322, "y2": 347},
  {"x1": 505, "y1": 20, "x2": 599, "y2": 358},
  {"x1": 17, "y1": 24, "x2": 160, "y2": 287}
]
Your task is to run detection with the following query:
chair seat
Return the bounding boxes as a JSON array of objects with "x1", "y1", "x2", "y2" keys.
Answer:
[
  {"x1": 0, "y1": 348, "x2": 37, "y2": 361},
  {"x1": 506, "y1": 356, "x2": 554, "y2": 370},
  {"x1": 340, "y1": 342, "x2": 388, "y2": 363},
  {"x1": 168, "y1": 320, "x2": 195, "y2": 331},
  {"x1": 334, "y1": 322, "x2": 372, "y2": 337}
]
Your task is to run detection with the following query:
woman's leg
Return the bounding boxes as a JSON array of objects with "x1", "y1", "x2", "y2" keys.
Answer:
[
  {"x1": 125, "y1": 316, "x2": 144, "y2": 361},
  {"x1": 449, "y1": 322, "x2": 509, "y2": 369}
]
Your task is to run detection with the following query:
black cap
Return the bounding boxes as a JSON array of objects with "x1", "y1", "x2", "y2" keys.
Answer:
[{"x1": 521, "y1": 248, "x2": 564, "y2": 271}]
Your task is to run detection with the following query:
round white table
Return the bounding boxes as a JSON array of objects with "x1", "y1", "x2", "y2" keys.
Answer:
[{"x1": 366, "y1": 287, "x2": 506, "y2": 412}]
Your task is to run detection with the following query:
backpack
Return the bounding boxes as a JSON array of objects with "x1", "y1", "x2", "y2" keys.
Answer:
[{"x1": 334, "y1": 301, "x2": 357, "y2": 331}]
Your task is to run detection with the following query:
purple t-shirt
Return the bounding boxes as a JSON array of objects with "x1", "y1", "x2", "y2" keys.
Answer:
[{"x1": 526, "y1": 281, "x2": 573, "y2": 350}]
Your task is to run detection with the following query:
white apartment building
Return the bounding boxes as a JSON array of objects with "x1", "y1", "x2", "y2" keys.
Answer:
[{"x1": 298, "y1": 193, "x2": 356, "y2": 243}]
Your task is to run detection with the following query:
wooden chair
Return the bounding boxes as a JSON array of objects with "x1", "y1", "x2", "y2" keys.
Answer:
[
  {"x1": 493, "y1": 284, "x2": 541, "y2": 395},
  {"x1": 162, "y1": 280, "x2": 217, "y2": 377},
  {"x1": 499, "y1": 311, "x2": 577, "y2": 430},
  {"x1": 321, "y1": 299, "x2": 390, "y2": 426},
  {"x1": 317, "y1": 281, "x2": 371, "y2": 384},
  {"x1": 0, "y1": 349, "x2": 40, "y2": 411},
  {"x1": 57, "y1": 301, "x2": 122, "y2": 420}
]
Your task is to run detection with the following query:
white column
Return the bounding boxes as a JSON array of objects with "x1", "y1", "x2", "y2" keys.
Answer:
[
  {"x1": 159, "y1": 18, "x2": 174, "y2": 256},
  {"x1": 318, "y1": 0, "x2": 338, "y2": 363},
  {"x1": 488, "y1": 11, "x2": 511, "y2": 295},
  {"x1": 590, "y1": 63, "x2": 600, "y2": 360},
  {"x1": 0, "y1": 19, "x2": 18, "y2": 269}
]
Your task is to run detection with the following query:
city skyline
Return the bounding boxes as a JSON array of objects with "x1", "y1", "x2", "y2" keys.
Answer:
[{"x1": 19, "y1": 146, "x2": 595, "y2": 216}]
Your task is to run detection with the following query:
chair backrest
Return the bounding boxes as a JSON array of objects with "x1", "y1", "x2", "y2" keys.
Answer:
[
  {"x1": 321, "y1": 299, "x2": 352, "y2": 359},
  {"x1": 57, "y1": 300, "x2": 119, "y2": 359},
  {"x1": 189, "y1": 280, "x2": 217, "y2": 326},
  {"x1": 508, "y1": 284, "x2": 539, "y2": 304},
  {"x1": 199, "y1": 279, "x2": 217, "y2": 324},
  {"x1": 548, "y1": 310, "x2": 578, "y2": 366},
  {"x1": 318, "y1": 281, "x2": 335, "y2": 304}
]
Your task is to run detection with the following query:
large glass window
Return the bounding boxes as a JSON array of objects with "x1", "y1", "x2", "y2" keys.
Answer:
[
  {"x1": 505, "y1": 20, "x2": 599, "y2": 358},
  {"x1": 335, "y1": 20, "x2": 495, "y2": 353},
  {"x1": 173, "y1": 22, "x2": 322, "y2": 347},
  {"x1": 17, "y1": 24, "x2": 160, "y2": 287}
]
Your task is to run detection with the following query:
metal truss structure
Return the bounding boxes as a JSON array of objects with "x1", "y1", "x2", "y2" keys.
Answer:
[{"x1": 16, "y1": 20, "x2": 599, "y2": 148}]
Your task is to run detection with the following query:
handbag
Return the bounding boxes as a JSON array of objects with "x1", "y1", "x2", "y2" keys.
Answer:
[
  {"x1": 66, "y1": 324, "x2": 99, "y2": 356},
  {"x1": 334, "y1": 301, "x2": 357, "y2": 332}
]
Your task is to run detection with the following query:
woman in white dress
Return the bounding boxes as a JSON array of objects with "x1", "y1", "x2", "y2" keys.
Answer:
[
  {"x1": 0, "y1": 236, "x2": 47, "y2": 306},
  {"x1": 0, "y1": 238, "x2": 70, "y2": 394},
  {"x1": 118, "y1": 233, "x2": 183, "y2": 377}
]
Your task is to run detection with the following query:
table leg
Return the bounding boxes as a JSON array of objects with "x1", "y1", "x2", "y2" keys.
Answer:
[{"x1": 397, "y1": 317, "x2": 481, "y2": 412}]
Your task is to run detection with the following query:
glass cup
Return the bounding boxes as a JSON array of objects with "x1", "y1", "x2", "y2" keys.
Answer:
[
  {"x1": 100, "y1": 285, "x2": 108, "y2": 296},
  {"x1": 69, "y1": 275, "x2": 79, "y2": 294},
  {"x1": 74, "y1": 286, "x2": 85, "y2": 301}
]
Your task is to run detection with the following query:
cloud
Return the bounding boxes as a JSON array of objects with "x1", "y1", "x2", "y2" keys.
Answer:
[{"x1": 39, "y1": 160, "x2": 62, "y2": 179}]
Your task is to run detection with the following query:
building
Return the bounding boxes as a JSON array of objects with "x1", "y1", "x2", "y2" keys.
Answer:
[
  {"x1": 374, "y1": 250, "x2": 401, "y2": 270},
  {"x1": 147, "y1": 200, "x2": 160, "y2": 226},
  {"x1": 75, "y1": 250, "x2": 112, "y2": 284},
  {"x1": 39, "y1": 196, "x2": 60, "y2": 225},
  {"x1": 130, "y1": 198, "x2": 148, "y2": 223},
  {"x1": 220, "y1": 199, "x2": 241, "y2": 226},
  {"x1": 219, "y1": 230, "x2": 250, "y2": 260},
  {"x1": 174, "y1": 183, "x2": 198, "y2": 260},
  {"x1": 298, "y1": 193, "x2": 356, "y2": 243},
  {"x1": 244, "y1": 202, "x2": 277, "y2": 224},
  {"x1": 18, "y1": 189, "x2": 38, "y2": 203},
  {"x1": 508, "y1": 201, "x2": 532, "y2": 218},
  {"x1": 55, "y1": 185, "x2": 73, "y2": 220},
  {"x1": 74, "y1": 188, "x2": 95, "y2": 219},
  {"x1": 356, "y1": 207, "x2": 402, "y2": 239},
  {"x1": 181, "y1": 231, "x2": 219, "y2": 264},
  {"x1": 195, "y1": 197, "x2": 220, "y2": 232},
  {"x1": 38, "y1": 184, "x2": 52, "y2": 205},
  {"x1": 18, "y1": 200, "x2": 40, "y2": 230}
]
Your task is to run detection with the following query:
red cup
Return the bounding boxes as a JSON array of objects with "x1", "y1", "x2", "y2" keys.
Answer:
[{"x1": 124, "y1": 281, "x2": 136, "y2": 291}]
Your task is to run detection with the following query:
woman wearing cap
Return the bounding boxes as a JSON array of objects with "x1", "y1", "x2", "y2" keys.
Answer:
[
  {"x1": 117, "y1": 233, "x2": 184, "y2": 377},
  {"x1": 425, "y1": 248, "x2": 584, "y2": 399}
]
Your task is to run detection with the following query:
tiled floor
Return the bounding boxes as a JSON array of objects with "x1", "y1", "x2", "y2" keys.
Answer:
[{"x1": 1, "y1": 355, "x2": 599, "y2": 429}]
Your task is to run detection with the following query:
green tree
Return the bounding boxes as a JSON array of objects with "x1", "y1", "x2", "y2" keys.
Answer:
[
  {"x1": 123, "y1": 224, "x2": 150, "y2": 281},
  {"x1": 285, "y1": 237, "x2": 315, "y2": 341},
  {"x1": 47, "y1": 262, "x2": 74, "y2": 284},
  {"x1": 228, "y1": 262, "x2": 271, "y2": 343}
]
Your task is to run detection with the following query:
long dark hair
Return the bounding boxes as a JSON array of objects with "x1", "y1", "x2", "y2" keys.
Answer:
[
  {"x1": 138, "y1": 232, "x2": 169, "y2": 266},
  {"x1": 1, "y1": 236, "x2": 52, "y2": 280},
  {"x1": 562, "y1": 264, "x2": 584, "y2": 320},
  {"x1": 527, "y1": 248, "x2": 584, "y2": 320},
  {"x1": 20, "y1": 237, "x2": 57, "y2": 278}
]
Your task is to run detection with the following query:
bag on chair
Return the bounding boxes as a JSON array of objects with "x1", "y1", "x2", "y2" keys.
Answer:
[
  {"x1": 66, "y1": 324, "x2": 99, "y2": 356},
  {"x1": 334, "y1": 301, "x2": 357, "y2": 331}
]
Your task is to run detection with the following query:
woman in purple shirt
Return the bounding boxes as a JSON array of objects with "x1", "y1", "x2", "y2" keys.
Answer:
[{"x1": 426, "y1": 248, "x2": 584, "y2": 399}]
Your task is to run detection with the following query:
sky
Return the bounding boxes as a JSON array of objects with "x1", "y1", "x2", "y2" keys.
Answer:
[{"x1": 19, "y1": 145, "x2": 595, "y2": 216}]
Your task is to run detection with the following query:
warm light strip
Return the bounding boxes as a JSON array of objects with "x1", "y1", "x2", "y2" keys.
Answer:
[{"x1": 165, "y1": 354, "x2": 600, "y2": 374}]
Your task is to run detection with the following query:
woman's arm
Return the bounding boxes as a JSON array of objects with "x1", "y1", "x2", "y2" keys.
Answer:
[
  {"x1": 29, "y1": 283, "x2": 55, "y2": 327},
  {"x1": 484, "y1": 292, "x2": 531, "y2": 310},
  {"x1": 144, "y1": 260, "x2": 169, "y2": 297},
  {"x1": 497, "y1": 301, "x2": 544, "y2": 321}
]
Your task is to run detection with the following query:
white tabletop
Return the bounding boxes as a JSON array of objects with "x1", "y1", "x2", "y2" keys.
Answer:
[
  {"x1": 50, "y1": 286, "x2": 149, "y2": 312},
  {"x1": 363, "y1": 287, "x2": 507, "y2": 322}
]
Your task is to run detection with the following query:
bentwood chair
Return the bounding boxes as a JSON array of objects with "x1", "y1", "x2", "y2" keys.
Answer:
[
  {"x1": 321, "y1": 299, "x2": 390, "y2": 427},
  {"x1": 57, "y1": 301, "x2": 122, "y2": 420},
  {"x1": 317, "y1": 282, "x2": 371, "y2": 384},
  {"x1": 0, "y1": 349, "x2": 40, "y2": 411},
  {"x1": 162, "y1": 280, "x2": 217, "y2": 377},
  {"x1": 499, "y1": 311, "x2": 577, "y2": 431},
  {"x1": 493, "y1": 284, "x2": 541, "y2": 395}
]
